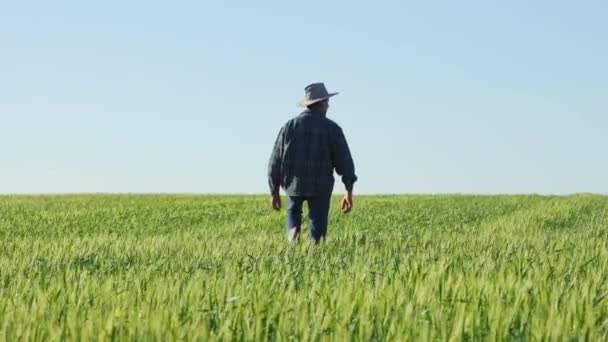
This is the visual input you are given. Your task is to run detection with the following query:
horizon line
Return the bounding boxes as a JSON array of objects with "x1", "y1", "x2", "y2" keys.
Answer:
[{"x1": 0, "y1": 192, "x2": 605, "y2": 197}]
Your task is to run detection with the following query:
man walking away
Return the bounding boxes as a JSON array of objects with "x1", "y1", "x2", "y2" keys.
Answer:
[{"x1": 268, "y1": 82, "x2": 358, "y2": 243}]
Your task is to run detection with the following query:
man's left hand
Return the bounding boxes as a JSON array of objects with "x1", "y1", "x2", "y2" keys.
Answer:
[{"x1": 270, "y1": 193, "x2": 281, "y2": 211}]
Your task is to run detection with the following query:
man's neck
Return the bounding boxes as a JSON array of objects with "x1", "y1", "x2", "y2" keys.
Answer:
[{"x1": 304, "y1": 109, "x2": 327, "y2": 116}]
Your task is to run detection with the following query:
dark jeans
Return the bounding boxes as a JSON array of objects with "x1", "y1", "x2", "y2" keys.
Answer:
[{"x1": 286, "y1": 194, "x2": 332, "y2": 241}]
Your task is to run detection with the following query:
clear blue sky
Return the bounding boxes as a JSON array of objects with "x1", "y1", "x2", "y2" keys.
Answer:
[{"x1": 1, "y1": 0, "x2": 607, "y2": 194}]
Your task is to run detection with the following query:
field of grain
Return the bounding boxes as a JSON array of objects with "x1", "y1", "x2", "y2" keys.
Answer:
[{"x1": 1, "y1": 194, "x2": 607, "y2": 340}]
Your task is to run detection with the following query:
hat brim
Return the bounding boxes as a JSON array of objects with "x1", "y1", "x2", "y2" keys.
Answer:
[{"x1": 297, "y1": 92, "x2": 339, "y2": 107}]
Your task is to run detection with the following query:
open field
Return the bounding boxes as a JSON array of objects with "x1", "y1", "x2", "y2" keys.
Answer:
[{"x1": 1, "y1": 194, "x2": 607, "y2": 340}]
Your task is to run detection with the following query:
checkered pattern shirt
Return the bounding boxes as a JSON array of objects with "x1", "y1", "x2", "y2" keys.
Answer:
[{"x1": 268, "y1": 110, "x2": 357, "y2": 196}]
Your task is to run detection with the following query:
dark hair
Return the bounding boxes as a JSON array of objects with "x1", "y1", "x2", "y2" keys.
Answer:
[{"x1": 307, "y1": 99, "x2": 328, "y2": 111}]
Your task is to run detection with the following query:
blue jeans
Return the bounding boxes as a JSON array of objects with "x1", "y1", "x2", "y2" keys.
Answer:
[{"x1": 286, "y1": 194, "x2": 332, "y2": 242}]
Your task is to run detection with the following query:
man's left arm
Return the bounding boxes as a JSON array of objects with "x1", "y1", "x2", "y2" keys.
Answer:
[{"x1": 268, "y1": 127, "x2": 284, "y2": 210}]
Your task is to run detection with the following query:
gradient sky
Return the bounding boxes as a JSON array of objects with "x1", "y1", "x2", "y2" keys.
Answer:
[{"x1": 1, "y1": 0, "x2": 607, "y2": 194}]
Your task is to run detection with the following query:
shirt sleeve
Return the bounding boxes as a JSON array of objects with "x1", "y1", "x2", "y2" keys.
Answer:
[
  {"x1": 268, "y1": 126, "x2": 285, "y2": 195},
  {"x1": 331, "y1": 125, "x2": 358, "y2": 192}
]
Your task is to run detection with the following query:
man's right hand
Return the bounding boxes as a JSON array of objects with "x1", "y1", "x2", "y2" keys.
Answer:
[{"x1": 341, "y1": 192, "x2": 353, "y2": 213}]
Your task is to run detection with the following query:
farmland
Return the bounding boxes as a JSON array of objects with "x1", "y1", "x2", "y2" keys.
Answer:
[{"x1": 1, "y1": 194, "x2": 607, "y2": 340}]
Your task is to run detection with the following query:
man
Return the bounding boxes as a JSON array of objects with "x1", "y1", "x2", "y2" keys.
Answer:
[{"x1": 268, "y1": 82, "x2": 358, "y2": 243}]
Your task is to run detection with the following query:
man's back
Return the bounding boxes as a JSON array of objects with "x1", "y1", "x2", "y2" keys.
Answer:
[{"x1": 268, "y1": 109, "x2": 357, "y2": 197}]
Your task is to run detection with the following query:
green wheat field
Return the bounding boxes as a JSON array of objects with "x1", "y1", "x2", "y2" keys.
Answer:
[{"x1": 1, "y1": 194, "x2": 607, "y2": 341}]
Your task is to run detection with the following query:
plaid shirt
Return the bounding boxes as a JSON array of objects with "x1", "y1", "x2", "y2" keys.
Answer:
[{"x1": 268, "y1": 110, "x2": 357, "y2": 196}]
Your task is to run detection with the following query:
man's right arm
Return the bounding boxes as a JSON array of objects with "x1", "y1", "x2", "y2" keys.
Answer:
[
  {"x1": 330, "y1": 125, "x2": 357, "y2": 213},
  {"x1": 331, "y1": 125, "x2": 358, "y2": 192}
]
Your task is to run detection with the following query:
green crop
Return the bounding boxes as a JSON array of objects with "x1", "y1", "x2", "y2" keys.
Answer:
[{"x1": 1, "y1": 194, "x2": 607, "y2": 341}]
